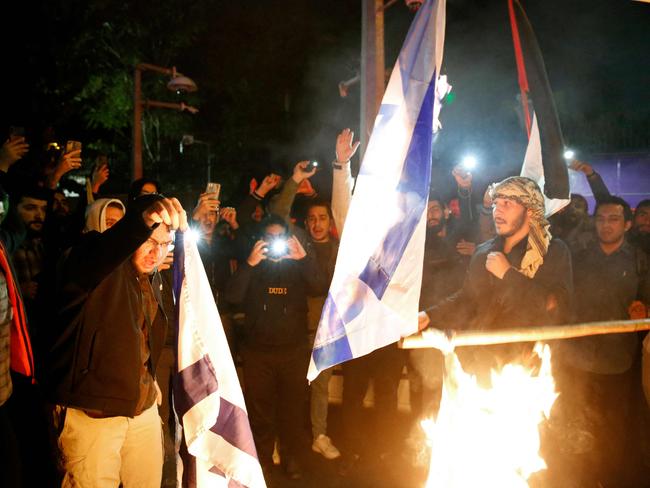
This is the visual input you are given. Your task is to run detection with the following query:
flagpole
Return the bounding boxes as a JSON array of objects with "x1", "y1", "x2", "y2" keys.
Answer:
[
  {"x1": 361, "y1": 0, "x2": 386, "y2": 158},
  {"x1": 400, "y1": 319, "x2": 650, "y2": 350}
]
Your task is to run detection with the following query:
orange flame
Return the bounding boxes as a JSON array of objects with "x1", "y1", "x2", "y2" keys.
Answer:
[{"x1": 422, "y1": 343, "x2": 557, "y2": 487}]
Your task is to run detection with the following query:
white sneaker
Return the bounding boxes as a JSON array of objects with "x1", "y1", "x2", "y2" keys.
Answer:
[{"x1": 312, "y1": 434, "x2": 341, "y2": 460}]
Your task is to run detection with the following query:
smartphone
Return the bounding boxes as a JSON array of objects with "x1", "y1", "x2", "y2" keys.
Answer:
[
  {"x1": 9, "y1": 126, "x2": 25, "y2": 139},
  {"x1": 266, "y1": 237, "x2": 289, "y2": 259},
  {"x1": 304, "y1": 161, "x2": 319, "y2": 172},
  {"x1": 205, "y1": 182, "x2": 221, "y2": 200},
  {"x1": 65, "y1": 140, "x2": 82, "y2": 153}
]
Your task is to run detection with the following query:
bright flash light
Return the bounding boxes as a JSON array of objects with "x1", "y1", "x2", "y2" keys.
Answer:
[
  {"x1": 461, "y1": 155, "x2": 477, "y2": 170},
  {"x1": 184, "y1": 228, "x2": 200, "y2": 244},
  {"x1": 563, "y1": 149, "x2": 575, "y2": 160},
  {"x1": 271, "y1": 239, "x2": 288, "y2": 255}
]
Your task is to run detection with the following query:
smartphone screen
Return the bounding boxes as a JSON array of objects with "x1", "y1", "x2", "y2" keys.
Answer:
[
  {"x1": 65, "y1": 140, "x2": 82, "y2": 153},
  {"x1": 205, "y1": 182, "x2": 221, "y2": 200}
]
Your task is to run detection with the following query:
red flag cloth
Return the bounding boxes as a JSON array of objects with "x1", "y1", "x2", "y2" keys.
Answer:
[
  {"x1": 508, "y1": 0, "x2": 532, "y2": 138},
  {"x1": 0, "y1": 241, "x2": 34, "y2": 381}
]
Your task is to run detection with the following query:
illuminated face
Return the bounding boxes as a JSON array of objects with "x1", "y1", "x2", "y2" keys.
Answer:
[
  {"x1": 634, "y1": 206, "x2": 650, "y2": 235},
  {"x1": 492, "y1": 197, "x2": 529, "y2": 238},
  {"x1": 596, "y1": 204, "x2": 631, "y2": 245},
  {"x1": 251, "y1": 204, "x2": 264, "y2": 223},
  {"x1": 53, "y1": 192, "x2": 70, "y2": 217},
  {"x1": 104, "y1": 206, "x2": 124, "y2": 229},
  {"x1": 131, "y1": 224, "x2": 172, "y2": 274},
  {"x1": 427, "y1": 200, "x2": 446, "y2": 229},
  {"x1": 140, "y1": 182, "x2": 158, "y2": 195},
  {"x1": 199, "y1": 210, "x2": 218, "y2": 237},
  {"x1": 306, "y1": 206, "x2": 331, "y2": 242},
  {"x1": 17, "y1": 197, "x2": 47, "y2": 234}
]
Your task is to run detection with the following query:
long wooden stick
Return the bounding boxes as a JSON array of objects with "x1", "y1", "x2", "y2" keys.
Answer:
[{"x1": 399, "y1": 319, "x2": 650, "y2": 351}]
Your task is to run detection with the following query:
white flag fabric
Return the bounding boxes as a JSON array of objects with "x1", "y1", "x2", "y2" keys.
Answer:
[
  {"x1": 172, "y1": 232, "x2": 266, "y2": 488},
  {"x1": 308, "y1": 0, "x2": 447, "y2": 382},
  {"x1": 521, "y1": 114, "x2": 570, "y2": 216}
]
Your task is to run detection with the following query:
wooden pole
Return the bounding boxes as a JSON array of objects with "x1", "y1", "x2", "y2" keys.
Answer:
[
  {"x1": 361, "y1": 0, "x2": 385, "y2": 158},
  {"x1": 400, "y1": 319, "x2": 650, "y2": 351}
]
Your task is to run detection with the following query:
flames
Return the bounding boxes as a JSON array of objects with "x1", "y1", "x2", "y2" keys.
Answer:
[{"x1": 422, "y1": 343, "x2": 557, "y2": 487}]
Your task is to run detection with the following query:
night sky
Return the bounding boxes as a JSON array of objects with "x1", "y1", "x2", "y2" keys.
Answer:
[{"x1": 2, "y1": 0, "x2": 648, "y2": 202}]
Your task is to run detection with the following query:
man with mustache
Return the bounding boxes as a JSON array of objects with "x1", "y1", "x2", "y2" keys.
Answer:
[
  {"x1": 42, "y1": 195, "x2": 187, "y2": 488},
  {"x1": 630, "y1": 199, "x2": 650, "y2": 255},
  {"x1": 552, "y1": 195, "x2": 650, "y2": 487},
  {"x1": 12, "y1": 187, "x2": 49, "y2": 307},
  {"x1": 418, "y1": 176, "x2": 573, "y2": 373}
]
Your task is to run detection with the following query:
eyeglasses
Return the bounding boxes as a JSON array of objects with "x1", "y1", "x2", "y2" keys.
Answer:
[{"x1": 143, "y1": 237, "x2": 173, "y2": 253}]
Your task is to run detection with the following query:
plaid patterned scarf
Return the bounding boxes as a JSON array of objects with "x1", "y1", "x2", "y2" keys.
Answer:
[{"x1": 489, "y1": 176, "x2": 551, "y2": 278}]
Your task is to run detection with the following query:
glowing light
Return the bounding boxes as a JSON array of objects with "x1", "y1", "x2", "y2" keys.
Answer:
[
  {"x1": 184, "y1": 228, "x2": 200, "y2": 245},
  {"x1": 423, "y1": 343, "x2": 557, "y2": 487},
  {"x1": 461, "y1": 155, "x2": 477, "y2": 170},
  {"x1": 270, "y1": 238, "x2": 288, "y2": 256},
  {"x1": 563, "y1": 149, "x2": 575, "y2": 160}
]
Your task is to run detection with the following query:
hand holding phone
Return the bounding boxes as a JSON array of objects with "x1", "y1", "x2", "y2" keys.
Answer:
[
  {"x1": 205, "y1": 182, "x2": 221, "y2": 200},
  {"x1": 304, "y1": 161, "x2": 319, "y2": 172},
  {"x1": 65, "y1": 140, "x2": 82, "y2": 154}
]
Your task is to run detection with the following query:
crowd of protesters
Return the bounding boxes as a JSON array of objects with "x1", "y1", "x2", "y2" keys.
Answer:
[{"x1": 0, "y1": 124, "x2": 649, "y2": 488}]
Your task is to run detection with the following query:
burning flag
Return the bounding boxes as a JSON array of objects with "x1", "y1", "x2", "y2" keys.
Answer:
[
  {"x1": 172, "y1": 232, "x2": 266, "y2": 488},
  {"x1": 509, "y1": 0, "x2": 570, "y2": 215},
  {"x1": 308, "y1": 0, "x2": 447, "y2": 381}
]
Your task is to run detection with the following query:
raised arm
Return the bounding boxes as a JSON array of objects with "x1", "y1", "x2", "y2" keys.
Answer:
[{"x1": 331, "y1": 129, "x2": 359, "y2": 235}]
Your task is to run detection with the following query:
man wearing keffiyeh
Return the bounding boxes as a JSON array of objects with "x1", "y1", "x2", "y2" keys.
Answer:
[{"x1": 418, "y1": 175, "x2": 573, "y2": 379}]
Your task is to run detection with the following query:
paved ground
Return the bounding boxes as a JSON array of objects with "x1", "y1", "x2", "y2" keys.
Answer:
[{"x1": 163, "y1": 404, "x2": 428, "y2": 488}]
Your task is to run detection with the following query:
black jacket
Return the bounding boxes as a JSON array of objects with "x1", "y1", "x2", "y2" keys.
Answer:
[
  {"x1": 41, "y1": 211, "x2": 167, "y2": 417},
  {"x1": 426, "y1": 235, "x2": 573, "y2": 331},
  {"x1": 225, "y1": 252, "x2": 328, "y2": 351}
]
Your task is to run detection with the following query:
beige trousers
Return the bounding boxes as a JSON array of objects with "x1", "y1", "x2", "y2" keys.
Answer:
[{"x1": 58, "y1": 403, "x2": 163, "y2": 488}]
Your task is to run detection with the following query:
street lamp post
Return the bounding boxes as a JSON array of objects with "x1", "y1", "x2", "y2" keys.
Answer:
[{"x1": 132, "y1": 63, "x2": 198, "y2": 181}]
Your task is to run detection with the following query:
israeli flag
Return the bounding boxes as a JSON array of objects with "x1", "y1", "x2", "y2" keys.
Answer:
[
  {"x1": 173, "y1": 232, "x2": 266, "y2": 487},
  {"x1": 308, "y1": 0, "x2": 447, "y2": 382}
]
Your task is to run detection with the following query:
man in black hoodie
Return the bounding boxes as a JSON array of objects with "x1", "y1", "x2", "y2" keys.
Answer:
[
  {"x1": 225, "y1": 214, "x2": 327, "y2": 480},
  {"x1": 42, "y1": 195, "x2": 187, "y2": 488}
]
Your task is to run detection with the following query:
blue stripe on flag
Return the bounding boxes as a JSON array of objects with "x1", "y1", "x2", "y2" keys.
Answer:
[
  {"x1": 175, "y1": 355, "x2": 219, "y2": 419},
  {"x1": 209, "y1": 397, "x2": 259, "y2": 459},
  {"x1": 357, "y1": 73, "x2": 436, "y2": 299},
  {"x1": 399, "y1": 0, "x2": 436, "y2": 93},
  {"x1": 311, "y1": 294, "x2": 353, "y2": 370}
]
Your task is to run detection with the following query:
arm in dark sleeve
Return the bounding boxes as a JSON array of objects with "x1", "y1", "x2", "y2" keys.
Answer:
[
  {"x1": 301, "y1": 251, "x2": 329, "y2": 297},
  {"x1": 424, "y1": 253, "x2": 481, "y2": 329},
  {"x1": 499, "y1": 239, "x2": 573, "y2": 324},
  {"x1": 586, "y1": 172, "x2": 611, "y2": 202},
  {"x1": 62, "y1": 211, "x2": 153, "y2": 291},
  {"x1": 236, "y1": 193, "x2": 263, "y2": 230},
  {"x1": 268, "y1": 179, "x2": 298, "y2": 223},
  {"x1": 224, "y1": 261, "x2": 254, "y2": 304}
]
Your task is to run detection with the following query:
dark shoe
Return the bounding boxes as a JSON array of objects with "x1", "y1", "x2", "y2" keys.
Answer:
[
  {"x1": 338, "y1": 453, "x2": 361, "y2": 477},
  {"x1": 284, "y1": 457, "x2": 302, "y2": 480}
]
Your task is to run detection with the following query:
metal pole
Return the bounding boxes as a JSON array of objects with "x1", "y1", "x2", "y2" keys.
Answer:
[
  {"x1": 361, "y1": 0, "x2": 385, "y2": 158},
  {"x1": 132, "y1": 67, "x2": 143, "y2": 181}
]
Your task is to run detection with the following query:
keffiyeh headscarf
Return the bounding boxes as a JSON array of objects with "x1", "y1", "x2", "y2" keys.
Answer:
[{"x1": 488, "y1": 176, "x2": 551, "y2": 278}]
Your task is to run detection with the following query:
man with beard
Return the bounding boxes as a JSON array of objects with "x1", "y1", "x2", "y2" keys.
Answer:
[
  {"x1": 418, "y1": 176, "x2": 573, "y2": 376},
  {"x1": 11, "y1": 187, "x2": 49, "y2": 311},
  {"x1": 409, "y1": 194, "x2": 468, "y2": 419},
  {"x1": 551, "y1": 195, "x2": 650, "y2": 487},
  {"x1": 630, "y1": 199, "x2": 650, "y2": 255}
]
